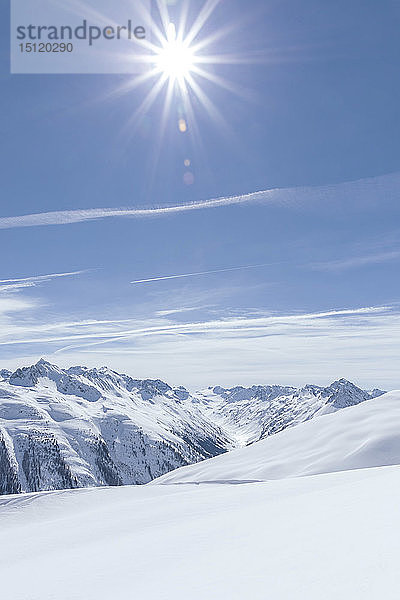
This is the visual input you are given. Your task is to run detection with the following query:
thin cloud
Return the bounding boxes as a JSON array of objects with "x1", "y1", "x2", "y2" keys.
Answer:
[
  {"x1": 0, "y1": 296, "x2": 38, "y2": 316},
  {"x1": 0, "y1": 305, "x2": 386, "y2": 351},
  {"x1": 311, "y1": 251, "x2": 400, "y2": 272},
  {"x1": 0, "y1": 283, "x2": 37, "y2": 292},
  {"x1": 130, "y1": 263, "x2": 279, "y2": 284},
  {"x1": 0, "y1": 270, "x2": 87, "y2": 284},
  {"x1": 0, "y1": 270, "x2": 88, "y2": 292},
  {"x1": 0, "y1": 172, "x2": 398, "y2": 231},
  {"x1": 155, "y1": 306, "x2": 211, "y2": 316},
  {"x1": 0, "y1": 190, "x2": 275, "y2": 230},
  {"x1": 1, "y1": 304, "x2": 398, "y2": 388}
]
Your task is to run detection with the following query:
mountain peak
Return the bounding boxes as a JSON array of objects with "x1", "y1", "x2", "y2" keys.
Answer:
[
  {"x1": 319, "y1": 378, "x2": 382, "y2": 412},
  {"x1": 36, "y1": 357, "x2": 51, "y2": 366},
  {"x1": 9, "y1": 359, "x2": 62, "y2": 387},
  {"x1": 329, "y1": 378, "x2": 355, "y2": 388}
]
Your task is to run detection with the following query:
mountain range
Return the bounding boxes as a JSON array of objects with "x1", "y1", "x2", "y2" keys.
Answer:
[{"x1": 0, "y1": 359, "x2": 385, "y2": 494}]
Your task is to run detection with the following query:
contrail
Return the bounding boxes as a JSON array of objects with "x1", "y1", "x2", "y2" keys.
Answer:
[
  {"x1": 0, "y1": 270, "x2": 87, "y2": 284},
  {"x1": 0, "y1": 270, "x2": 88, "y2": 293},
  {"x1": 130, "y1": 263, "x2": 277, "y2": 284}
]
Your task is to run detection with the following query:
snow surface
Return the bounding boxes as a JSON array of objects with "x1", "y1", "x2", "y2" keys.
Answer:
[
  {"x1": 1, "y1": 391, "x2": 400, "y2": 599},
  {"x1": 0, "y1": 466, "x2": 399, "y2": 599}
]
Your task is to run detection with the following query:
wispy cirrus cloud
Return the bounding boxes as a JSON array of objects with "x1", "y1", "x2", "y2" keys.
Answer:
[
  {"x1": 0, "y1": 296, "x2": 38, "y2": 316},
  {"x1": 0, "y1": 189, "x2": 275, "y2": 230},
  {"x1": 1, "y1": 171, "x2": 398, "y2": 231},
  {"x1": 311, "y1": 250, "x2": 400, "y2": 272},
  {"x1": 0, "y1": 304, "x2": 390, "y2": 350},
  {"x1": 155, "y1": 306, "x2": 211, "y2": 317},
  {"x1": 0, "y1": 303, "x2": 399, "y2": 388}
]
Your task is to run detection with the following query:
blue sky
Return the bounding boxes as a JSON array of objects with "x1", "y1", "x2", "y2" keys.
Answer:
[{"x1": 1, "y1": 0, "x2": 400, "y2": 388}]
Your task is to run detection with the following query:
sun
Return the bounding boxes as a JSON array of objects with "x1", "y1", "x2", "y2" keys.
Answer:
[{"x1": 154, "y1": 23, "x2": 195, "y2": 82}]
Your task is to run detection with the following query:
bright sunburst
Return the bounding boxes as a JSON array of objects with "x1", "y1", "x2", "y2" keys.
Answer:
[
  {"x1": 110, "y1": 0, "x2": 252, "y2": 181},
  {"x1": 114, "y1": 0, "x2": 244, "y2": 127},
  {"x1": 154, "y1": 23, "x2": 195, "y2": 82}
]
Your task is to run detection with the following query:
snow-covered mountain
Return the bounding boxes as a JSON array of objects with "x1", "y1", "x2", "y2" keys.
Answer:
[
  {"x1": 0, "y1": 359, "x2": 231, "y2": 495},
  {"x1": 194, "y1": 379, "x2": 384, "y2": 444},
  {"x1": 155, "y1": 389, "x2": 400, "y2": 485},
  {"x1": 0, "y1": 359, "x2": 385, "y2": 494}
]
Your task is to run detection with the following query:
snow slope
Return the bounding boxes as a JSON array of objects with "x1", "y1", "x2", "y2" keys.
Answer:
[
  {"x1": 155, "y1": 390, "x2": 400, "y2": 484},
  {"x1": 0, "y1": 466, "x2": 399, "y2": 600}
]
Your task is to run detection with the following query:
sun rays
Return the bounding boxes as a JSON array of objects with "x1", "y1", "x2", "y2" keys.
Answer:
[{"x1": 111, "y1": 0, "x2": 247, "y2": 149}]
